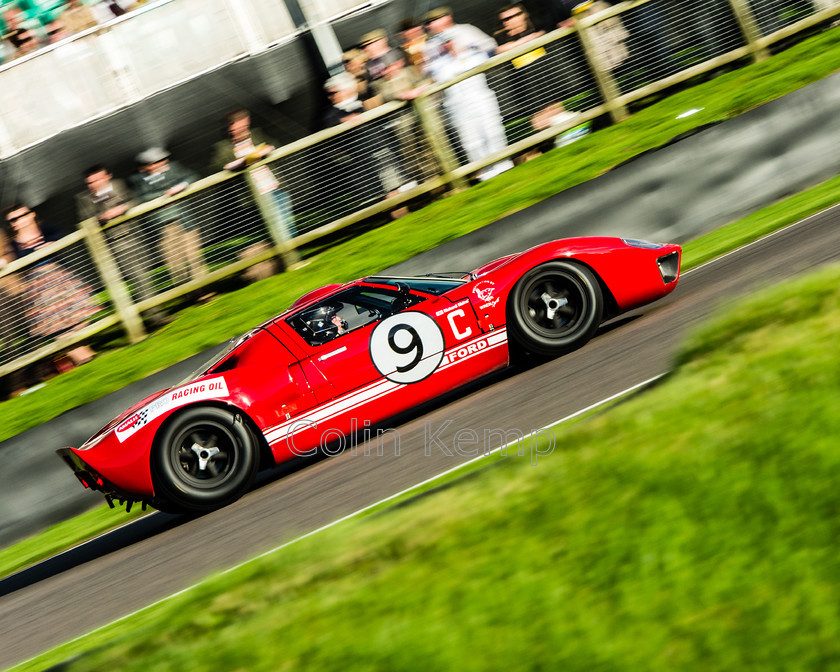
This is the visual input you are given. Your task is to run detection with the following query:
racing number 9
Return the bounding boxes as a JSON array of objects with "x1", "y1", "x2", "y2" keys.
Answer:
[
  {"x1": 370, "y1": 312, "x2": 445, "y2": 384},
  {"x1": 388, "y1": 324, "x2": 423, "y2": 373}
]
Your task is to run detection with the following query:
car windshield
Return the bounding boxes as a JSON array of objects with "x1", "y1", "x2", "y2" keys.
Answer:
[
  {"x1": 363, "y1": 275, "x2": 467, "y2": 295},
  {"x1": 177, "y1": 330, "x2": 256, "y2": 384},
  {"x1": 287, "y1": 285, "x2": 423, "y2": 346}
]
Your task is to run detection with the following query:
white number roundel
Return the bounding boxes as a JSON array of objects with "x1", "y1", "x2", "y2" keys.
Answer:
[{"x1": 369, "y1": 312, "x2": 445, "y2": 384}]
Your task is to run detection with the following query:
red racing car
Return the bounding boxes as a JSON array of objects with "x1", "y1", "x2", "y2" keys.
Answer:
[{"x1": 58, "y1": 237, "x2": 681, "y2": 513}]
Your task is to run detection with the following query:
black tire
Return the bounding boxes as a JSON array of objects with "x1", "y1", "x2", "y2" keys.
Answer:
[
  {"x1": 507, "y1": 261, "x2": 603, "y2": 358},
  {"x1": 151, "y1": 407, "x2": 259, "y2": 513}
]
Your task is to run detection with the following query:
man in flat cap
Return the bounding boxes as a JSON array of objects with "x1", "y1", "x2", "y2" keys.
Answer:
[
  {"x1": 130, "y1": 147, "x2": 207, "y2": 287},
  {"x1": 422, "y1": 6, "x2": 514, "y2": 181},
  {"x1": 360, "y1": 28, "x2": 392, "y2": 84}
]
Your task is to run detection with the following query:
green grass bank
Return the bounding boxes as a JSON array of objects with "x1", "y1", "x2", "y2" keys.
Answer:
[
  {"x1": 14, "y1": 257, "x2": 840, "y2": 672},
  {"x1": 2, "y1": 26, "x2": 840, "y2": 442}
]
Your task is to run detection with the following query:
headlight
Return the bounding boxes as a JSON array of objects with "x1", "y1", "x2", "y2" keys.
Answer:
[{"x1": 622, "y1": 238, "x2": 665, "y2": 249}]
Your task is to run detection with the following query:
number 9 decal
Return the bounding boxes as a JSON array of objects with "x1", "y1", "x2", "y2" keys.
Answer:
[{"x1": 370, "y1": 312, "x2": 445, "y2": 384}]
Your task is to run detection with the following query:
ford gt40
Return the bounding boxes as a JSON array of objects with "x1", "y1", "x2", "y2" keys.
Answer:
[{"x1": 58, "y1": 237, "x2": 681, "y2": 513}]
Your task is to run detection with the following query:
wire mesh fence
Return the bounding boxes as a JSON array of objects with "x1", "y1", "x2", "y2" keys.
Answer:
[
  {"x1": 111, "y1": 174, "x2": 271, "y2": 301},
  {"x1": 608, "y1": 0, "x2": 746, "y2": 94},
  {"x1": 267, "y1": 107, "x2": 441, "y2": 237},
  {"x1": 749, "y1": 0, "x2": 826, "y2": 36}
]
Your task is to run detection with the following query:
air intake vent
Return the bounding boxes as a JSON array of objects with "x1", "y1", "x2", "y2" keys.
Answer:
[{"x1": 657, "y1": 252, "x2": 680, "y2": 284}]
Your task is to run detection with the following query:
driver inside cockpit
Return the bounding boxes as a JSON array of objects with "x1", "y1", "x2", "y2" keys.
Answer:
[
  {"x1": 303, "y1": 304, "x2": 349, "y2": 345},
  {"x1": 328, "y1": 312, "x2": 348, "y2": 336}
]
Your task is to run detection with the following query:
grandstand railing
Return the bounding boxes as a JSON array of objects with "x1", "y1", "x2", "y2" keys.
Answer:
[{"x1": 1, "y1": 0, "x2": 839, "y2": 379}]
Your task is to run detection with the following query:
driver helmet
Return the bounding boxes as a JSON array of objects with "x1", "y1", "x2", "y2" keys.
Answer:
[{"x1": 304, "y1": 304, "x2": 342, "y2": 336}]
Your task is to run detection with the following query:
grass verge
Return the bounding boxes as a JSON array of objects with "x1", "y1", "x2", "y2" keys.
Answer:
[
  {"x1": 2, "y1": 27, "x2": 840, "y2": 442},
  {"x1": 0, "y1": 506, "x2": 146, "y2": 579},
  {"x1": 13, "y1": 261, "x2": 840, "y2": 672}
]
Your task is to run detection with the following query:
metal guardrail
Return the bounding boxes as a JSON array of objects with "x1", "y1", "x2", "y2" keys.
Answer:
[{"x1": 1, "y1": 0, "x2": 839, "y2": 380}]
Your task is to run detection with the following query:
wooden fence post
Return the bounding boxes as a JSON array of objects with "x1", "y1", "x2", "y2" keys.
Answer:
[
  {"x1": 242, "y1": 170, "x2": 303, "y2": 270},
  {"x1": 575, "y1": 9, "x2": 629, "y2": 123},
  {"x1": 729, "y1": 0, "x2": 771, "y2": 62},
  {"x1": 413, "y1": 95, "x2": 470, "y2": 193},
  {"x1": 78, "y1": 217, "x2": 146, "y2": 343}
]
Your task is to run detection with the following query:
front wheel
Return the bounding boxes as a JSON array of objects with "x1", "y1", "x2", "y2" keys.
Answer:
[
  {"x1": 507, "y1": 261, "x2": 603, "y2": 358},
  {"x1": 152, "y1": 407, "x2": 259, "y2": 514}
]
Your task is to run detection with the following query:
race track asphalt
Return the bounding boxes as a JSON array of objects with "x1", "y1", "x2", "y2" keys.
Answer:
[{"x1": 1, "y1": 205, "x2": 839, "y2": 668}]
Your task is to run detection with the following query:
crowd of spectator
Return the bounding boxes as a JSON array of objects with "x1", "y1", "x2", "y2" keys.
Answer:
[
  {"x1": 0, "y1": 0, "x2": 142, "y2": 64},
  {"x1": 0, "y1": 103, "x2": 308, "y2": 395},
  {"x1": 321, "y1": 2, "x2": 634, "y2": 182}
]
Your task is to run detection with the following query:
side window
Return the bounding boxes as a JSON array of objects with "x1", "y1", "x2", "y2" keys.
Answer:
[{"x1": 287, "y1": 286, "x2": 425, "y2": 347}]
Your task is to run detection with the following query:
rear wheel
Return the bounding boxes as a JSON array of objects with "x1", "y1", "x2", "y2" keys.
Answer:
[
  {"x1": 152, "y1": 407, "x2": 258, "y2": 513},
  {"x1": 507, "y1": 261, "x2": 603, "y2": 358}
]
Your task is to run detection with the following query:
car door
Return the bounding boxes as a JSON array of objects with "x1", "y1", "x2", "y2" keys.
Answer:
[
  {"x1": 269, "y1": 282, "x2": 492, "y2": 456},
  {"x1": 282, "y1": 285, "x2": 408, "y2": 398}
]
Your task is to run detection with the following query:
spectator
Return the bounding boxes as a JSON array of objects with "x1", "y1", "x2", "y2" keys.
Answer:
[
  {"x1": 341, "y1": 48, "x2": 373, "y2": 104},
  {"x1": 493, "y1": 3, "x2": 555, "y2": 160},
  {"x1": 0, "y1": 225, "x2": 27, "y2": 373},
  {"x1": 397, "y1": 17, "x2": 427, "y2": 68},
  {"x1": 359, "y1": 30, "x2": 396, "y2": 110},
  {"x1": 0, "y1": 225, "x2": 16, "y2": 271},
  {"x1": 4, "y1": 27, "x2": 40, "y2": 59},
  {"x1": 321, "y1": 72, "x2": 365, "y2": 127},
  {"x1": 525, "y1": 0, "x2": 604, "y2": 112},
  {"x1": 77, "y1": 164, "x2": 134, "y2": 223},
  {"x1": 46, "y1": 18, "x2": 72, "y2": 44},
  {"x1": 211, "y1": 109, "x2": 296, "y2": 246},
  {"x1": 369, "y1": 48, "x2": 433, "y2": 189},
  {"x1": 495, "y1": 3, "x2": 545, "y2": 54},
  {"x1": 2, "y1": 5, "x2": 41, "y2": 59},
  {"x1": 60, "y1": 0, "x2": 99, "y2": 35},
  {"x1": 130, "y1": 147, "x2": 207, "y2": 287},
  {"x1": 360, "y1": 28, "x2": 429, "y2": 107},
  {"x1": 322, "y1": 71, "x2": 413, "y2": 214},
  {"x1": 537, "y1": 0, "x2": 577, "y2": 28},
  {"x1": 91, "y1": 0, "x2": 136, "y2": 23},
  {"x1": 422, "y1": 6, "x2": 514, "y2": 181},
  {"x1": 370, "y1": 48, "x2": 430, "y2": 102},
  {"x1": 582, "y1": 1, "x2": 629, "y2": 73},
  {"x1": 359, "y1": 29, "x2": 392, "y2": 83},
  {"x1": 2, "y1": 5, "x2": 43, "y2": 39},
  {"x1": 0, "y1": 224, "x2": 38, "y2": 396},
  {"x1": 75, "y1": 165, "x2": 162, "y2": 323},
  {"x1": 319, "y1": 72, "x2": 369, "y2": 211},
  {"x1": 2, "y1": 203, "x2": 98, "y2": 370}
]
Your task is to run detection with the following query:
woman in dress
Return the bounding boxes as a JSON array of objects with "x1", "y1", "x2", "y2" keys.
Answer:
[{"x1": 2, "y1": 204, "x2": 99, "y2": 368}]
